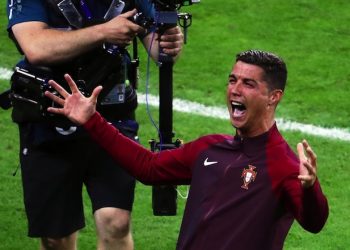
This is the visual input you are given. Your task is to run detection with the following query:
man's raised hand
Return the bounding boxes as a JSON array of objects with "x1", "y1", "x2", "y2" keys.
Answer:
[
  {"x1": 45, "y1": 74, "x2": 102, "y2": 125},
  {"x1": 297, "y1": 139, "x2": 317, "y2": 189}
]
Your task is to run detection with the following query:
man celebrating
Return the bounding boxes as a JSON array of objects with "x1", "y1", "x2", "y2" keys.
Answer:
[{"x1": 46, "y1": 50, "x2": 328, "y2": 250}]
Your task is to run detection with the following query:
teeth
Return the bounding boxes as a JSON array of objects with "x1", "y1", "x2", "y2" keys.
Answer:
[
  {"x1": 231, "y1": 101, "x2": 246, "y2": 113},
  {"x1": 231, "y1": 101, "x2": 243, "y2": 106}
]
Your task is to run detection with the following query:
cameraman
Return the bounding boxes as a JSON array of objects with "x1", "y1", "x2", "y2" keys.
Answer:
[{"x1": 6, "y1": 0, "x2": 183, "y2": 249}]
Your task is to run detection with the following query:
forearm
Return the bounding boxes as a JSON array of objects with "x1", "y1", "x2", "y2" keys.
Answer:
[
  {"x1": 286, "y1": 179, "x2": 329, "y2": 233},
  {"x1": 84, "y1": 112, "x2": 156, "y2": 182},
  {"x1": 299, "y1": 180, "x2": 329, "y2": 233},
  {"x1": 142, "y1": 32, "x2": 160, "y2": 62},
  {"x1": 83, "y1": 112, "x2": 191, "y2": 184},
  {"x1": 12, "y1": 22, "x2": 106, "y2": 65}
]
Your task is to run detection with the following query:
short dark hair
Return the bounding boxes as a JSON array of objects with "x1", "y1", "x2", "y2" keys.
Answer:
[{"x1": 236, "y1": 50, "x2": 287, "y2": 91}]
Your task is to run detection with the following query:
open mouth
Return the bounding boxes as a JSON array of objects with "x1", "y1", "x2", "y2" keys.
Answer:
[{"x1": 231, "y1": 101, "x2": 247, "y2": 118}]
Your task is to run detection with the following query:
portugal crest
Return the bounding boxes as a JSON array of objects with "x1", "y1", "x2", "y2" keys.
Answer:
[{"x1": 241, "y1": 165, "x2": 257, "y2": 190}]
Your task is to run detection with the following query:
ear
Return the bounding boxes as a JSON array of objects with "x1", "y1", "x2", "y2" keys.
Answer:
[{"x1": 268, "y1": 89, "x2": 283, "y2": 107}]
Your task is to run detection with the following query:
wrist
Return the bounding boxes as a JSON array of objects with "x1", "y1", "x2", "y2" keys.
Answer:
[
  {"x1": 91, "y1": 24, "x2": 108, "y2": 43},
  {"x1": 82, "y1": 111, "x2": 99, "y2": 128}
]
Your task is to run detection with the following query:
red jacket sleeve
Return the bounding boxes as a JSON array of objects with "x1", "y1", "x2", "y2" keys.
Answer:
[
  {"x1": 283, "y1": 172, "x2": 329, "y2": 233},
  {"x1": 267, "y1": 135, "x2": 329, "y2": 234},
  {"x1": 83, "y1": 112, "x2": 193, "y2": 185}
]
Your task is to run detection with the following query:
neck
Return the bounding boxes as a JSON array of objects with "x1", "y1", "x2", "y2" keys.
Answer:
[{"x1": 236, "y1": 118, "x2": 276, "y2": 138}]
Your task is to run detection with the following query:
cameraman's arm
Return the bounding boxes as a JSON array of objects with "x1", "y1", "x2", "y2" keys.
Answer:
[
  {"x1": 142, "y1": 26, "x2": 184, "y2": 62},
  {"x1": 11, "y1": 10, "x2": 143, "y2": 65},
  {"x1": 12, "y1": 21, "x2": 103, "y2": 65}
]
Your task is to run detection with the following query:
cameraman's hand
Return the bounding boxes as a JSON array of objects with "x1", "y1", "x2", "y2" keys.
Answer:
[
  {"x1": 45, "y1": 74, "x2": 102, "y2": 125},
  {"x1": 160, "y1": 26, "x2": 184, "y2": 58},
  {"x1": 100, "y1": 9, "x2": 144, "y2": 46}
]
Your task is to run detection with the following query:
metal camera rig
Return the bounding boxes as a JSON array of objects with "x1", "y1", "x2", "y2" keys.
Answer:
[{"x1": 148, "y1": 0, "x2": 199, "y2": 216}]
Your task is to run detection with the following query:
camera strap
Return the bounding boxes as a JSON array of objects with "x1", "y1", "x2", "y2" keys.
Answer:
[
  {"x1": 46, "y1": 0, "x2": 84, "y2": 29},
  {"x1": 46, "y1": 0, "x2": 130, "y2": 28},
  {"x1": 130, "y1": 37, "x2": 139, "y2": 89}
]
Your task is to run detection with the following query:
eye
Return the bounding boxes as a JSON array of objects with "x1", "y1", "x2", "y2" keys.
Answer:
[
  {"x1": 243, "y1": 80, "x2": 255, "y2": 88},
  {"x1": 228, "y1": 76, "x2": 237, "y2": 85}
]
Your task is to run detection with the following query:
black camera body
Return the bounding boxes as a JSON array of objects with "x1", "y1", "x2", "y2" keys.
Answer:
[
  {"x1": 11, "y1": 67, "x2": 62, "y2": 120},
  {"x1": 129, "y1": 12, "x2": 155, "y2": 30},
  {"x1": 9, "y1": 66, "x2": 88, "y2": 126},
  {"x1": 150, "y1": 139, "x2": 182, "y2": 216}
]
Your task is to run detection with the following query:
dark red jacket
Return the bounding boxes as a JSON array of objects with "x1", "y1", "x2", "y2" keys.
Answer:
[{"x1": 84, "y1": 112, "x2": 329, "y2": 250}]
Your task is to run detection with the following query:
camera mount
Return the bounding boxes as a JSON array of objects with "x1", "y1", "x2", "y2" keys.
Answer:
[{"x1": 150, "y1": 0, "x2": 199, "y2": 216}]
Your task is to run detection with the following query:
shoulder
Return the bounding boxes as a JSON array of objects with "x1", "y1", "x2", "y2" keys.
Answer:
[
  {"x1": 188, "y1": 134, "x2": 233, "y2": 149},
  {"x1": 177, "y1": 134, "x2": 232, "y2": 165},
  {"x1": 266, "y1": 135, "x2": 299, "y2": 177},
  {"x1": 8, "y1": 0, "x2": 49, "y2": 28},
  {"x1": 266, "y1": 125, "x2": 299, "y2": 166}
]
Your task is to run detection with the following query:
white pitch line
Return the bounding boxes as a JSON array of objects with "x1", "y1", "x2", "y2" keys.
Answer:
[
  {"x1": 1, "y1": 67, "x2": 349, "y2": 142},
  {"x1": 138, "y1": 93, "x2": 350, "y2": 142},
  {"x1": 0, "y1": 67, "x2": 13, "y2": 80}
]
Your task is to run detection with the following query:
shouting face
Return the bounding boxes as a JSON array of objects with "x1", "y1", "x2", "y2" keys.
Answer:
[{"x1": 227, "y1": 61, "x2": 282, "y2": 137}]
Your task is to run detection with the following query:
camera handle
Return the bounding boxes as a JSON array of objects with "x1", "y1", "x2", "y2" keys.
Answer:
[
  {"x1": 150, "y1": 2, "x2": 196, "y2": 216},
  {"x1": 150, "y1": 8, "x2": 179, "y2": 216}
]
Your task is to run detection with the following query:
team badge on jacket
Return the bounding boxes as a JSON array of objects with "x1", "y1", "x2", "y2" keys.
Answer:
[{"x1": 241, "y1": 165, "x2": 257, "y2": 190}]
